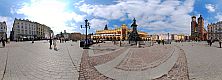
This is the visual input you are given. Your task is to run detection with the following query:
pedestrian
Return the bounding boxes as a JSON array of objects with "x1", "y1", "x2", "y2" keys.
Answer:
[
  {"x1": 49, "y1": 38, "x2": 52, "y2": 49},
  {"x1": 53, "y1": 38, "x2": 57, "y2": 51},
  {"x1": 207, "y1": 40, "x2": 210, "y2": 45},
  {"x1": 162, "y1": 40, "x2": 165, "y2": 45},
  {"x1": 32, "y1": 38, "x2": 34, "y2": 43},
  {"x1": 157, "y1": 40, "x2": 160, "y2": 44},
  {"x1": 219, "y1": 39, "x2": 222, "y2": 48},
  {"x1": 1, "y1": 37, "x2": 5, "y2": 47},
  {"x1": 210, "y1": 39, "x2": 212, "y2": 47}
]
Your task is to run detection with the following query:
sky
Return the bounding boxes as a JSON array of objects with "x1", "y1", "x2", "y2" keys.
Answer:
[{"x1": 0, "y1": 0, "x2": 222, "y2": 35}]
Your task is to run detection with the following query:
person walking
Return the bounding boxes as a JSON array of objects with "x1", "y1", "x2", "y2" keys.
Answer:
[
  {"x1": 157, "y1": 40, "x2": 160, "y2": 44},
  {"x1": 32, "y1": 38, "x2": 34, "y2": 43},
  {"x1": 162, "y1": 40, "x2": 165, "y2": 45},
  {"x1": 49, "y1": 38, "x2": 52, "y2": 49},
  {"x1": 210, "y1": 39, "x2": 213, "y2": 47},
  {"x1": 219, "y1": 39, "x2": 222, "y2": 48},
  {"x1": 1, "y1": 37, "x2": 5, "y2": 47}
]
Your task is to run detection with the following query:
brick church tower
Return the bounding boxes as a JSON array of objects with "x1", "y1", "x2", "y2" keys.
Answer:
[
  {"x1": 198, "y1": 15, "x2": 205, "y2": 40},
  {"x1": 191, "y1": 15, "x2": 198, "y2": 40},
  {"x1": 191, "y1": 15, "x2": 208, "y2": 41}
]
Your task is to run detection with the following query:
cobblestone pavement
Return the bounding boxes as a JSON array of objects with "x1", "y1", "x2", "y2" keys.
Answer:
[
  {"x1": 0, "y1": 41, "x2": 83, "y2": 80},
  {"x1": 91, "y1": 42, "x2": 119, "y2": 54},
  {"x1": 153, "y1": 46, "x2": 189, "y2": 80},
  {"x1": 79, "y1": 50, "x2": 113, "y2": 80},
  {"x1": 0, "y1": 45, "x2": 8, "y2": 80},
  {"x1": 90, "y1": 48, "x2": 127, "y2": 66},
  {"x1": 0, "y1": 41, "x2": 196, "y2": 80},
  {"x1": 116, "y1": 45, "x2": 174, "y2": 71},
  {"x1": 93, "y1": 44, "x2": 180, "y2": 80},
  {"x1": 177, "y1": 42, "x2": 222, "y2": 80}
]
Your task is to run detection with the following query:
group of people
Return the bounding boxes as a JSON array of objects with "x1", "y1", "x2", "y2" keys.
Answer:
[
  {"x1": 207, "y1": 39, "x2": 222, "y2": 48},
  {"x1": 157, "y1": 40, "x2": 165, "y2": 45},
  {"x1": 49, "y1": 38, "x2": 57, "y2": 51}
]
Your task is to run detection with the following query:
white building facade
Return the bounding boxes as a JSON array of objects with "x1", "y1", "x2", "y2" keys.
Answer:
[
  {"x1": 12, "y1": 18, "x2": 51, "y2": 40},
  {"x1": 0, "y1": 21, "x2": 7, "y2": 39}
]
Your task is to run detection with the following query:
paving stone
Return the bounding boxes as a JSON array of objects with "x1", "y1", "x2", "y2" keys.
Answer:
[{"x1": 0, "y1": 41, "x2": 82, "y2": 80}]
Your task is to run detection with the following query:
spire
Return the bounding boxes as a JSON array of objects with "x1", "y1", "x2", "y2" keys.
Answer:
[
  {"x1": 198, "y1": 14, "x2": 203, "y2": 20},
  {"x1": 104, "y1": 24, "x2": 108, "y2": 30}
]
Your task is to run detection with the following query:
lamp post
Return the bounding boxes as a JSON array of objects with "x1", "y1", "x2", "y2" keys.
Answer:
[
  {"x1": 81, "y1": 19, "x2": 90, "y2": 49},
  {"x1": 168, "y1": 33, "x2": 170, "y2": 44}
]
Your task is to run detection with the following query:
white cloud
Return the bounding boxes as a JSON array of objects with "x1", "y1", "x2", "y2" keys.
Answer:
[
  {"x1": 205, "y1": 4, "x2": 216, "y2": 12},
  {"x1": 90, "y1": 19, "x2": 108, "y2": 31},
  {"x1": 79, "y1": 3, "x2": 125, "y2": 20},
  {"x1": 15, "y1": 0, "x2": 86, "y2": 34},
  {"x1": 74, "y1": 0, "x2": 85, "y2": 6},
  {"x1": 0, "y1": 16, "x2": 14, "y2": 37},
  {"x1": 215, "y1": 13, "x2": 222, "y2": 21},
  {"x1": 77, "y1": 0, "x2": 195, "y2": 34}
]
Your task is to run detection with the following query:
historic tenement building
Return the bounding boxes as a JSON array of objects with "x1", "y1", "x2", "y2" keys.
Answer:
[
  {"x1": 190, "y1": 15, "x2": 208, "y2": 41},
  {"x1": 0, "y1": 21, "x2": 7, "y2": 39},
  {"x1": 207, "y1": 21, "x2": 222, "y2": 40},
  {"x1": 12, "y1": 18, "x2": 52, "y2": 41},
  {"x1": 92, "y1": 24, "x2": 148, "y2": 41}
]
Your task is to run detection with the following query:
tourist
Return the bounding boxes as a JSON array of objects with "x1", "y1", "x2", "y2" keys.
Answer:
[
  {"x1": 210, "y1": 39, "x2": 213, "y2": 47},
  {"x1": 1, "y1": 37, "x2": 5, "y2": 47},
  {"x1": 162, "y1": 40, "x2": 165, "y2": 45},
  {"x1": 219, "y1": 39, "x2": 222, "y2": 48},
  {"x1": 207, "y1": 40, "x2": 210, "y2": 45},
  {"x1": 32, "y1": 38, "x2": 34, "y2": 43},
  {"x1": 49, "y1": 38, "x2": 52, "y2": 49},
  {"x1": 157, "y1": 40, "x2": 160, "y2": 44}
]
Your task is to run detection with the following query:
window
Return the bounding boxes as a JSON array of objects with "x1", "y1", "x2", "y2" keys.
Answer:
[
  {"x1": 17, "y1": 29, "x2": 20, "y2": 33},
  {"x1": 17, "y1": 25, "x2": 20, "y2": 28},
  {"x1": 21, "y1": 30, "x2": 24, "y2": 34},
  {"x1": 25, "y1": 30, "x2": 28, "y2": 34},
  {"x1": 29, "y1": 30, "x2": 31, "y2": 34}
]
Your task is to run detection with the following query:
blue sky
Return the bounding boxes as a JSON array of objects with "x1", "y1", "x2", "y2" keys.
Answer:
[{"x1": 0, "y1": 0, "x2": 222, "y2": 35}]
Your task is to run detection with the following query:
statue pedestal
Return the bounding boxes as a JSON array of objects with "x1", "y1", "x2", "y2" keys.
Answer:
[{"x1": 137, "y1": 41, "x2": 140, "y2": 48}]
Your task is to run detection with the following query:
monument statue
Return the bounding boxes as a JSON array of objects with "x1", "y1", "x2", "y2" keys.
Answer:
[{"x1": 128, "y1": 18, "x2": 141, "y2": 44}]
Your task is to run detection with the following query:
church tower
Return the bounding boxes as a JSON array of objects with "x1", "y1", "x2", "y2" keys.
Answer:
[
  {"x1": 198, "y1": 15, "x2": 204, "y2": 40},
  {"x1": 191, "y1": 15, "x2": 198, "y2": 40}
]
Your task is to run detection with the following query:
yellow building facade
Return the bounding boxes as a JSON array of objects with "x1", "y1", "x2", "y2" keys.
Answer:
[{"x1": 92, "y1": 24, "x2": 148, "y2": 41}]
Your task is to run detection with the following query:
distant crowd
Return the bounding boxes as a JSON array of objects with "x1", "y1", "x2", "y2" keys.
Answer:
[{"x1": 207, "y1": 39, "x2": 222, "y2": 48}]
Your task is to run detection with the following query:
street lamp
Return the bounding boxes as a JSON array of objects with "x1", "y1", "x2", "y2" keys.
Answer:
[
  {"x1": 81, "y1": 19, "x2": 90, "y2": 49},
  {"x1": 168, "y1": 33, "x2": 170, "y2": 44}
]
